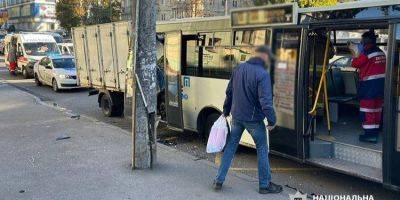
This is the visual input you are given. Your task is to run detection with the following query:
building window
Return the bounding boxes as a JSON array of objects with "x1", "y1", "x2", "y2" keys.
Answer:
[{"x1": 233, "y1": 0, "x2": 238, "y2": 7}]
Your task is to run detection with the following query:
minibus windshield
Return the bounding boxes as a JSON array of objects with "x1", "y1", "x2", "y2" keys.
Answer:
[{"x1": 24, "y1": 42, "x2": 60, "y2": 56}]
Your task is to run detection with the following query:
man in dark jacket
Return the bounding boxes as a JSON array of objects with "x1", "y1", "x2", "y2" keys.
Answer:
[{"x1": 213, "y1": 46, "x2": 282, "y2": 194}]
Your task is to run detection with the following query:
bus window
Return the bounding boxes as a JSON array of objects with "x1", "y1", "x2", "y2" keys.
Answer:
[
  {"x1": 201, "y1": 46, "x2": 232, "y2": 79},
  {"x1": 213, "y1": 32, "x2": 231, "y2": 46},
  {"x1": 199, "y1": 32, "x2": 213, "y2": 47},
  {"x1": 234, "y1": 29, "x2": 271, "y2": 46},
  {"x1": 272, "y1": 29, "x2": 301, "y2": 130},
  {"x1": 183, "y1": 40, "x2": 199, "y2": 76}
]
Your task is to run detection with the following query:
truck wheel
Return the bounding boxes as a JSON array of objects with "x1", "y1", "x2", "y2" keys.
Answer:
[
  {"x1": 204, "y1": 113, "x2": 220, "y2": 142},
  {"x1": 110, "y1": 93, "x2": 124, "y2": 117},
  {"x1": 52, "y1": 79, "x2": 59, "y2": 92},
  {"x1": 101, "y1": 94, "x2": 113, "y2": 117},
  {"x1": 34, "y1": 74, "x2": 42, "y2": 86}
]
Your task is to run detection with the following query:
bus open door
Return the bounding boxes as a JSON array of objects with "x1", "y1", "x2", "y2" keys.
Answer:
[{"x1": 164, "y1": 31, "x2": 184, "y2": 130}]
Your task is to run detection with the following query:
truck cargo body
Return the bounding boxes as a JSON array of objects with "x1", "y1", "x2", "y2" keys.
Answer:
[{"x1": 72, "y1": 21, "x2": 133, "y2": 117}]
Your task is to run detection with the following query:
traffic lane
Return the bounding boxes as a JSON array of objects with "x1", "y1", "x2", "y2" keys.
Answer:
[
  {"x1": 1, "y1": 66, "x2": 399, "y2": 199},
  {"x1": 0, "y1": 65, "x2": 133, "y2": 131}
]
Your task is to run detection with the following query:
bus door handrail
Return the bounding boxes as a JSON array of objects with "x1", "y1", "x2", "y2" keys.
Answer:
[{"x1": 308, "y1": 32, "x2": 332, "y2": 134}]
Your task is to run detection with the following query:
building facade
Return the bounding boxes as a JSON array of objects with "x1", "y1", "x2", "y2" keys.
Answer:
[
  {"x1": 0, "y1": 0, "x2": 58, "y2": 31},
  {"x1": 158, "y1": 0, "x2": 254, "y2": 21},
  {"x1": 121, "y1": 0, "x2": 253, "y2": 21}
]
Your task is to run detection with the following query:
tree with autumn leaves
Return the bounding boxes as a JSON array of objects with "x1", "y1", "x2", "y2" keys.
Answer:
[{"x1": 56, "y1": 0, "x2": 122, "y2": 34}]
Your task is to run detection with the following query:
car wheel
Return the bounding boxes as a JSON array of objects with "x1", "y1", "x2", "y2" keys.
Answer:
[
  {"x1": 204, "y1": 113, "x2": 220, "y2": 142},
  {"x1": 52, "y1": 79, "x2": 59, "y2": 92},
  {"x1": 34, "y1": 74, "x2": 42, "y2": 86},
  {"x1": 101, "y1": 94, "x2": 113, "y2": 117},
  {"x1": 22, "y1": 67, "x2": 30, "y2": 79}
]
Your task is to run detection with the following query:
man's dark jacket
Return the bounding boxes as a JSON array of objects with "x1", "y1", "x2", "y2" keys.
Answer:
[{"x1": 223, "y1": 57, "x2": 276, "y2": 126}]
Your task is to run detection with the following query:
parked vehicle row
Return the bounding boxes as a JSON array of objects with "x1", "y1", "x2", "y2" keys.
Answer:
[{"x1": 2, "y1": 32, "x2": 78, "y2": 92}]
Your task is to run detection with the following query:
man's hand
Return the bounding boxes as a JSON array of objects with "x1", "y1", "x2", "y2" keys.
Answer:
[{"x1": 267, "y1": 125, "x2": 275, "y2": 131}]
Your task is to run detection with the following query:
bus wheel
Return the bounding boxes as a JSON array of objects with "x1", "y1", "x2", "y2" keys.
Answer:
[{"x1": 203, "y1": 113, "x2": 220, "y2": 143}]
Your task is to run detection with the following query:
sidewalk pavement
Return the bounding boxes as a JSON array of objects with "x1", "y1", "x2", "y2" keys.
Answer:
[{"x1": 0, "y1": 82, "x2": 293, "y2": 200}]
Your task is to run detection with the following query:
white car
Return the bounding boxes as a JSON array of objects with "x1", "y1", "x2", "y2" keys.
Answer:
[{"x1": 33, "y1": 55, "x2": 79, "y2": 92}]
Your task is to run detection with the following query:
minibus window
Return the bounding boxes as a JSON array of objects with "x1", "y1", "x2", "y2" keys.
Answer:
[
  {"x1": 234, "y1": 29, "x2": 269, "y2": 46},
  {"x1": 201, "y1": 45, "x2": 232, "y2": 79},
  {"x1": 213, "y1": 32, "x2": 231, "y2": 46},
  {"x1": 183, "y1": 40, "x2": 199, "y2": 76}
]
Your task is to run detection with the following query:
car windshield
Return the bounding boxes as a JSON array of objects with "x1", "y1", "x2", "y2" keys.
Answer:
[
  {"x1": 24, "y1": 42, "x2": 60, "y2": 56},
  {"x1": 52, "y1": 58, "x2": 75, "y2": 69},
  {"x1": 53, "y1": 36, "x2": 63, "y2": 43}
]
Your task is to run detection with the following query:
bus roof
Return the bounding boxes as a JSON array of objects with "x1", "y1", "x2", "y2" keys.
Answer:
[{"x1": 156, "y1": 16, "x2": 230, "y2": 34}]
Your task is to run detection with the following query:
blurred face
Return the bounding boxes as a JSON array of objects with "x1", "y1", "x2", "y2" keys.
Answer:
[{"x1": 256, "y1": 52, "x2": 270, "y2": 64}]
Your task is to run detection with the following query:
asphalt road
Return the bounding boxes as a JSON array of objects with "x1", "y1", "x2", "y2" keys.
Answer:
[{"x1": 0, "y1": 59, "x2": 398, "y2": 199}]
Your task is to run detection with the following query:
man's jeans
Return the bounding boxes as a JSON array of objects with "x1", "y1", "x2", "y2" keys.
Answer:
[{"x1": 215, "y1": 119, "x2": 271, "y2": 188}]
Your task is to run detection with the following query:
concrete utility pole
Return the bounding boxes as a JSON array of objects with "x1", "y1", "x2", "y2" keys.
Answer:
[{"x1": 131, "y1": 0, "x2": 158, "y2": 169}]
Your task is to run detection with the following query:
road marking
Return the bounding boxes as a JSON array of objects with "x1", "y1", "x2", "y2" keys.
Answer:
[
  {"x1": 230, "y1": 167, "x2": 322, "y2": 172},
  {"x1": 215, "y1": 154, "x2": 321, "y2": 172}
]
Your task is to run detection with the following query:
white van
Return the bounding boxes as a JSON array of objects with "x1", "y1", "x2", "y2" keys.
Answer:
[{"x1": 4, "y1": 33, "x2": 61, "y2": 78}]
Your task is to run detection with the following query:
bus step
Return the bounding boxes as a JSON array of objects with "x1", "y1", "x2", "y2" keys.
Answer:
[
  {"x1": 308, "y1": 158, "x2": 382, "y2": 183},
  {"x1": 334, "y1": 142, "x2": 382, "y2": 169},
  {"x1": 311, "y1": 139, "x2": 382, "y2": 170}
]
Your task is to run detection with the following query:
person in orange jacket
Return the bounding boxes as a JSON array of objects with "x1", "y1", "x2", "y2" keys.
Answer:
[{"x1": 351, "y1": 31, "x2": 386, "y2": 143}]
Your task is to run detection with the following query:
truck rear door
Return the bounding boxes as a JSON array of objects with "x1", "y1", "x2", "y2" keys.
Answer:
[
  {"x1": 86, "y1": 26, "x2": 103, "y2": 87},
  {"x1": 98, "y1": 24, "x2": 117, "y2": 89},
  {"x1": 72, "y1": 27, "x2": 90, "y2": 87},
  {"x1": 113, "y1": 22, "x2": 131, "y2": 92}
]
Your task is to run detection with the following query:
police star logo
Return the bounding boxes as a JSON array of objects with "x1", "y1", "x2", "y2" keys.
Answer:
[{"x1": 289, "y1": 191, "x2": 307, "y2": 200}]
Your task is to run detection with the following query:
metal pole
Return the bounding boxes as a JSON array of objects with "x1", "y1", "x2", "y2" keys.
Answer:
[
  {"x1": 109, "y1": 0, "x2": 112, "y2": 22},
  {"x1": 225, "y1": 0, "x2": 228, "y2": 16}
]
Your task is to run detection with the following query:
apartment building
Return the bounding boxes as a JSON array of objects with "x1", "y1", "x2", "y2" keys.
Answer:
[
  {"x1": 158, "y1": 0, "x2": 253, "y2": 21},
  {"x1": 0, "y1": 0, "x2": 58, "y2": 31},
  {"x1": 122, "y1": 0, "x2": 253, "y2": 21}
]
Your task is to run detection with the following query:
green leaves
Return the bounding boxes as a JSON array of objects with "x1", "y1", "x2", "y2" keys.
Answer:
[
  {"x1": 56, "y1": 0, "x2": 123, "y2": 33},
  {"x1": 253, "y1": 0, "x2": 339, "y2": 7}
]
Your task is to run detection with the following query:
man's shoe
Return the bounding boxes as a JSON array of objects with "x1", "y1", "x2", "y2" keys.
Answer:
[
  {"x1": 212, "y1": 181, "x2": 223, "y2": 191},
  {"x1": 359, "y1": 134, "x2": 378, "y2": 144},
  {"x1": 259, "y1": 182, "x2": 283, "y2": 194}
]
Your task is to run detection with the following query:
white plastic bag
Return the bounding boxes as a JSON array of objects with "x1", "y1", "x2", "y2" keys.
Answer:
[{"x1": 206, "y1": 115, "x2": 228, "y2": 153}]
